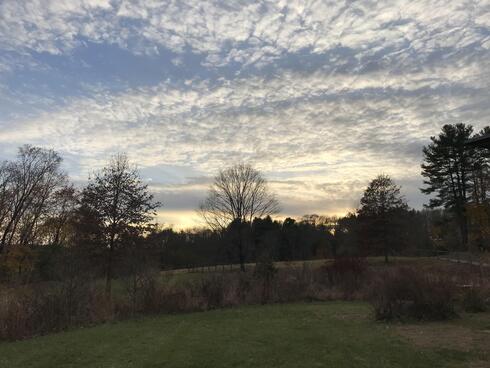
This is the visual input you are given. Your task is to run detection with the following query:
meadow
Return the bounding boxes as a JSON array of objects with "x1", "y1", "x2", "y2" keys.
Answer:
[
  {"x1": 1, "y1": 257, "x2": 489, "y2": 367},
  {"x1": 1, "y1": 301, "x2": 489, "y2": 368}
]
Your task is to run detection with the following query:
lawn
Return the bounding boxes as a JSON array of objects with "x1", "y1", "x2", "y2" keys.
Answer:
[{"x1": 1, "y1": 302, "x2": 488, "y2": 368}]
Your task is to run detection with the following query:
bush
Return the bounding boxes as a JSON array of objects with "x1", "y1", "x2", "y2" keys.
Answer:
[
  {"x1": 462, "y1": 287, "x2": 488, "y2": 313},
  {"x1": 254, "y1": 254, "x2": 277, "y2": 304},
  {"x1": 0, "y1": 280, "x2": 100, "y2": 340},
  {"x1": 322, "y1": 257, "x2": 368, "y2": 295},
  {"x1": 122, "y1": 269, "x2": 159, "y2": 315},
  {"x1": 274, "y1": 263, "x2": 313, "y2": 302},
  {"x1": 194, "y1": 275, "x2": 226, "y2": 309},
  {"x1": 370, "y1": 267, "x2": 457, "y2": 321}
]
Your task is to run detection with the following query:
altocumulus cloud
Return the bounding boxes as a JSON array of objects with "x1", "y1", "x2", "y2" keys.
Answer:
[{"x1": 0, "y1": 0, "x2": 489, "y2": 227}]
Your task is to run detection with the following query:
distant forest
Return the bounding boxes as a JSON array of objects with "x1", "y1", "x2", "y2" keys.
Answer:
[{"x1": 0, "y1": 123, "x2": 489, "y2": 290}]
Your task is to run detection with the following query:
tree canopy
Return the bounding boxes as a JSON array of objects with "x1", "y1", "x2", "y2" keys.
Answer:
[
  {"x1": 199, "y1": 163, "x2": 279, "y2": 230},
  {"x1": 421, "y1": 123, "x2": 487, "y2": 247},
  {"x1": 199, "y1": 163, "x2": 279, "y2": 270},
  {"x1": 80, "y1": 154, "x2": 159, "y2": 294},
  {"x1": 358, "y1": 174, "x2": 408, "y2": 262},
  {"x1": 358, "y1": 174, "x2": 408, "y2": 217}
]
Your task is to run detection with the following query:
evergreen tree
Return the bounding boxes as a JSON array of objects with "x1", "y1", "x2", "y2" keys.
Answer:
[{"x1": 421, "y1": 123, "x2": 483, "y2": 248}]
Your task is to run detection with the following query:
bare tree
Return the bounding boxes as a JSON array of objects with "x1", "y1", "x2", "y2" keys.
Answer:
[
  {"x1": 40, "y1": 185, "x2": 79, "y2": 246},
  {"x1": 0, "y1": 162, "x2": 13, "y2": 239},
  {"x1": 0, "y1": 145, "x2": 67, "y2": 253},
  {"x1": 80, "y1": 154, "x2": 160, "y2": 295},
  {"x1": 199, "y1": 163, "x2": 279, "y2": 271}
]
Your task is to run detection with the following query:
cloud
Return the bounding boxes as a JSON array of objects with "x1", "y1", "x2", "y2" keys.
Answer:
[
  {"x1": 2, "y1": 64, "x2": 487, "y2": 217},
  {"x1": 0, "y1": 0, "x2": 489, "y2": 226},
  {"x1": 1, "y1": 1, "x2": 488, "y2": 72}
]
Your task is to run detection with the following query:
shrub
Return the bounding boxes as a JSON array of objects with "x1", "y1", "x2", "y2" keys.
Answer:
[
  {"x1": 122, "y1": 269, "x2": 159, "y2": 315},
  {"x1": 159, "y1": 288, "x2": 193, "y2": 313},
  {"x1": 235, "y1": 272, "x2": 254, "y2": 304},
  {"x1": 322, "y1": 257, "x2": 368, "y2": 295},
  {"x1": 194, "y1": 275, "x2": 226, "y2": 309},
  {"x1": 254, "y1": 254, "x2": 277, "y2": 304},
  {"x1": 0, "y1": 282, "x2": 97, "y2": 340},
  {"x1": 274, "y1": 263, "x2": 314, "y2": 302},
  {"x1": 370, "y1": 267, "x2": 457, "y2": 321},
  {"x1": 0, "y1": 269, "x2": 110, "y2": 341},
  {"x1": 462, "y1": 286, "x2": 488, "y2": 313}
]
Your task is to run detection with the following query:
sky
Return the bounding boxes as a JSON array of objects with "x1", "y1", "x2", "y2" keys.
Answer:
[{"x1": 0, "y1": 1, "x2": 489, "y2": 228}]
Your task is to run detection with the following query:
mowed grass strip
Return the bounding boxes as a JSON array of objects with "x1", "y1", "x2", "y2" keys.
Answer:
[{"x1": 0, "y1": 302, "x2": 484, "y2": 368}]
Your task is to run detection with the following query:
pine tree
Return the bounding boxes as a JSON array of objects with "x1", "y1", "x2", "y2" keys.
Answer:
[{"x1": 421, "y1": 123, "x2": 482, "y2": 248}]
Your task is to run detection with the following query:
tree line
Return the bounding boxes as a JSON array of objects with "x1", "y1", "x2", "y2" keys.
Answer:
[{"x1": 0, "y1": 123, "x2": 489, "y2": 293}]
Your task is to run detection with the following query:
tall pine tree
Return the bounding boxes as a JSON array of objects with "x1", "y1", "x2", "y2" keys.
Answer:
[{"x1": 421, "y1": 123, "x2": 484, "y2": 248}]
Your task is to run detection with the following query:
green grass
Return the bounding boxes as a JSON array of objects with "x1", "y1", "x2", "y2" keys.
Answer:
[{"x1": 1, "y1": 302, "x2": 486, "y2": 368}]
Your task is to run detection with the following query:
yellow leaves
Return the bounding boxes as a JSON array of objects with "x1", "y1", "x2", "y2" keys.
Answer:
[
  {"x1": 0, "y1": 246, "x2": 36, "y2": 277},
  {"x1": 467, "y1": 203, "x2": 490, "y2": 236}
]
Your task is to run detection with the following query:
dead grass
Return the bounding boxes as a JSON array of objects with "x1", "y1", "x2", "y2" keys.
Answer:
[
  {"x1": 396, "y1": 324, "x2": 478, "y2": 352},
  {"x1": 394, "y1": 312, "x2": 490, "y2": 366},
  {"x1": 332, "y1": 311, "x2": 368, "y2": 321},
  {"x1": 2, "y1": 256, "x2": 489, "y2": 342}
]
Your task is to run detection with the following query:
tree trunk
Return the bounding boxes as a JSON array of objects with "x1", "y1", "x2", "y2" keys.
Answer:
[
  {"x1": 0, "y1": 222, "x2": 12, "y2": 253},
  {"x1": 238, "y1": 235, "x2": 245, "y2": 272},
  {"x1": 382, "y1": 214, "x2": 389, "y2": 263},
  {"x1": 234, "y1": 222, "x2": 247, "y2": 272},
  {"x1": 460, "y1": 214, "x2": 469, "y2": 249},
  {"x1": 456, "y1": 207, "x2": 469, "y2": 249},
  {"x1": 105, "y1": 234, "x2": 115, "y2": 297},
  {"x1": 105, "y1": 255, "x2": 112, "y2": 296}
]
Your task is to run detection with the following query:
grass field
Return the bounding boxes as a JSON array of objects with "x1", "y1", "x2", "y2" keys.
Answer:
[
  {"x1": 164, "y1": 256, "x2": 434, "y2": 274},
  {"x1": 159, "y1": 256, "x2": 442, "y2": 284},
  {"x1": 1, "y1": 302, "x2": 489, "y2": 368}
]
